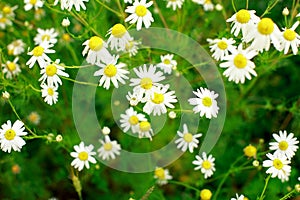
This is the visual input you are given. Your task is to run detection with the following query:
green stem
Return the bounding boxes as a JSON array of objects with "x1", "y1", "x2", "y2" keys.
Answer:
[
  {"x1": 231, "y1": 0, "x2": 237, "y2": 12},
  {"x1": 28, "y1": 84, "x2": 41, "y2": 93},
  {"x1": 168, "y1": 180, "x2": 201, "y2": 192},
  {"x1": 152, "y1": 0, "x2": 169, "y2": 29},
  {"x1": 71, "y1": 11, "x2": 99, "y2": 36},
  {"x1": 261, "y1": 0, "x2": 280, "y2": 17},
  {"x1": 246, "y1": 0, "x2": 249, "y2": 9},
  {"x1": 279, "y1": 189, "x2": 296, "y2": 200},
  {"x1": 116, "y1": 0, "x2": 126, "y2": 21},
  {"x1": 61, "y1": 76, "x2": 99, "y2": 87},
  {"x1": 95, "y1": 0, "x2": 122, "y2": 17},
  {"x1": 258, "y1": 175, "x2": 271, "y2": 200}
]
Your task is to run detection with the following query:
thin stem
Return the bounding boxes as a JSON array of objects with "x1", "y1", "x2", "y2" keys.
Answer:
[
  {"x1": 152, "y1": 0, "x2": 169, "y2": 29},
  {"x1": 246, "y1": 0, "x2": 249, "y2": 9},
  {"x1": 168, "y1": 180, "x2": 201, "y2": 192},
  {"x1": 61, "y1": 76, "x2": 99, "y2": 87},
  {"x1": 116, "y1": 0, "x2": 126, "y2": 20},
  {"x1": 213, "y1": 172, "x2": 229, "y2": 200},
  {"x1": 279, "y1": 189, "x2": 296, "y2": 200},
  {"x1": 71, "y1": 11, "x2": 99, "y2": 36},
  {"x1": 28, "y1": 84, "x2": 41, "y2": 92},
  {"x1": 231, "y1": 0, "x2": 237, "y2": 12},
  {"x1": 95, "y1": 0, "x2": 122, "y2": 17},
  {"x1": 258, "y1": 175, "x2": 271, "y2": 200},
  {"x1": 261, "y1": 0, "x2": 280, "y2": 17}
]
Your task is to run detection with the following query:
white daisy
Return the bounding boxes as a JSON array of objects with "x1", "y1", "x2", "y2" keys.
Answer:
[
  {"x1": 98, "y1": 135, "x2": 121, "y2": 160},
  {"x1": 278, "y1": 21, "x2": 300, "y2": 55},
  {"x1": 2, "y1": 5, "x2": 18, "y2": 18},
  {"x1": 263, "y1": 153, "x2": 291, "y2": 182},
  {"x1": 34, "y1": 28, "x2": 58, "y2": 45},
  {"x1": 120, "y1": 107, "x2": 147, "y2": 133},
  {"x1": 70, "y1": 141, "x2": 96, "y2": 171},
  {"x1": 154, "y1": 167, "x2": 173, "y2": 185},
  {"x1": 2, "y1": 57, "x2": 21, "y2": 79},
  {"x1": 125, "y1": 0, "x2": 154, "y2": 31},
  {"x1": 106, "y1": 23, "x2": 133, "y2": 51},
  {"x1": 125, "y1": 39, "x2": 141, "y2": 57},
  {"x1": 143, "y1": 84, "x2": 178, "y2": 116},
  {"x1": 39, "y1": 59, "x2": 69, "y2": 87},
  {"x1": 207, "y1": 38, "x2": 236, "y2": 61},
  {"x1": 175, "y1": 124, "x2": 202, "y2": 153},
  {"x1": 166, "y1": 0, "x2": 184, "y2": 11},
  {"x1": 138, "y1": 121, "x2": 154, "y2": 140},
  {"x1": 231, "y1": 194, "x2": 245, "y2": 200},
  {"x1": 0, "y1": 120, "x2": 27, "y2": 153},
  {"x1": 82, "y1": 36, "x2": 113, "y2": 65},
  {"x1": 54, "y1": 0, "x2": 89, "y2": 11},
  {"x1": 7, "y1": 39, "x2": 25, "y2": 56},
  {"x1": 219, "y1": 44, "x2": 258, "y2": 84},
  {"x1": 188, "y1": 87, "x2": 219, "y2": 119},
  {"x1": 93, "y1": 55, "x2": 129, "y2": 90},
  {"x1": 41, "y1": 83, "x2": 59, "y2": 106},
  {"x1": 157, "y1": 54, "x2": 177, "y2": 74},
  {"x1": 0, "y1": 14, "x2": 12, "y2": 29},
  {"x1": 192, "y1": 152, "x2": 216, "y2": 179},
  {"x1": 269, "y1": 130, "x2": 299, "y2": 160},
  {"x1": 24, "y1": 0, "x2": 44, "y2": 11},
  {"x1": 226, "y1": 9, "x2": 260, "y2": 37},
  {"x1": 126, "y1": 91, "x2": 143, "y2": 106},
  {"x1": 26, "y1": 43, "x2": 55, "y2": 68},
  {"x1": 192, "y1": 0, "x2": 214, "y2": 11}
]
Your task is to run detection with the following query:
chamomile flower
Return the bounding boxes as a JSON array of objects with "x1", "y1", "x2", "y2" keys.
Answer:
[
  {"x1": 54, "y1": 0, "x2": 89, "y2": 11},
  {"x1": 125, "y1": 0, "x2": 154, "y2": 31},
  {"x1": 175, "y1": 124, "x2": 202, "y2": 153},
  {"x1": 220, "y1": 44, "x2": 258, "y2": 84},
  {"x1": 0, "y1": 120, "x2": 27, "y2": 153},
  {"x1": 157, "y1": 54, "x2": 177, "y2": 74},
  {"x1": 26, "y1": 43, "x2": 55, "y2": 68},
  {"x1": 263, "y1": 153, "x2": 291, "y2": 182},
  {"x1": 2, "y1": 5, "x2": 18, "y2": 18},
  {"x1": 138, "y1": 121, "x2": 154, "y2": 140},
  {"x1": 125, "y1": 39, "x2": 141, "y2": 56},
  {"x1": 231, "y1": 194, "x2": 245, "y2": 200},
  {"x1": 192, "y1": 0, "x2": 213, "y2": 11},
  {"x1": 188, "y1": 87, "x2": 219, "y2": 119},
  {"x1": 39, "y1": 59, "x2": 69, "y2": 87},
  {"x1": 24, "y1": 0, "x2": 44, "y2": 11},
  {"x1": 82, "y1": 36, "x2": 113, "y2": 65},
  {"x1": 154, "y1": 167, "x2": 173, "y2": 185},
  {"x1": 106, "y1": 23, "x2": 133, "y2": 51},
  {"x1": 98, "y1": 135, "x2": 121, "y2": 160},
  {"x1": 244, "y1": 18, "x2": 281, "y2": 52},
  {"x1": 94, "y1": 55, "x2": 129, "y2": 89},
  {"x1": 226, "y1": 9, "x2": 260, "y2": 37},
  {"x1": 2, "y1": 57, "x2": 21, "y2": 79},
  {"x1": 34, "y1": 28, "x2": 58, "y2": 45},
  {"x1": 70, "y1": 142, "x2": 96, "y2": 171},
  {"x1": 200, "y1": 189, "x2": 212, "y2": 200},
  {"x1": 207, "y1": 38, "x2": 236, "y2": 61},
  {"x1": 278, "y1": 21, "x2": 300, "y2": 55},
  {"x1": 27, "y1": 111, "x2": 41, "y2": 125},
  {"x1": 126, "y1": 91, "x2": 143, "y2": 106},
  {"x1": 166, "y1": 0, "x2": 184, "y2": 11},
  {"x1": 143, "y1": 84, "x2": 178, "y2": 116},
  {"x1": 193, "y1": 152, "x2": 216, "y2": 179},
  {"x1": 120, "y1": 107, "x2": 147, "y2": 133},
  {"x1": 0, "y1": 14, "x2": 12, "y2": 29},
  {"x1": 7, "y1": 39, "x2": 25, "y2": 56},
  {"x1": 269, "y1": 130, "x2": 299, "y2": 160},
  {"x1": 41, "y1": 83, "x2": 58, "y2": 106}
]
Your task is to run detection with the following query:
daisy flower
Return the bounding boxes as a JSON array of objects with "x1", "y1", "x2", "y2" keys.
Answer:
[
  {"x1": 93, "y1": 55, "x2": 129, "y2": 90},
  {"x1": 166, "y1": 0, "x2": 184, "y2": 11},
  {"x1": 41, "y1": 83, "x2": 59, "y2": 106},
  {"x1": 192, "y1": 0, "x2": 214, "y2": 11},
  {"x1": 154, "y1": 167, "x2": 173, "y2": 185},
  {"x1": 34, "y1": 28, "x2": 58, "y2": 45},
  {"x1": 125, "y1": 0, "x2": 154, "y2": 31},
  {"x1": 27, "y1": 111, "x2": 41, "y2": 125},
  {"x1": 263, "y1": 153, "x2": 291, "y2": 182},
  {"x1": 157, "y1": 54, "x2": 177, "y2": 74},
  {"x1": 120, "y1": 107, "x2": 147, "y2": 133},
  {"x1": 24, "y1": 0, "x2": 44, "y2": 11},
  {"x1": 231, "y1": 194, "x2": 245, "y2": 200},
  {"x1": 7, "y1": 39, "x2": 25, "y2": 56},
  {"x1": 269, "y1": 130, "x2": 299, "y2": 160},
  {"x1": 192, "y1": 152, "x2": 216, "y2": 179},
  {"x1": 0, "y1": 14, "x2": 12, "y2": 29},
  {"x1": 137, "y1": 121, "x2": 154, "y2": 140},
  {"x1": 2, "y1": 5, "x2": 18, "y2": 18},
  {"x1": 143, "y1": 84, "x2": 178, "y2": 116},
  {"x1": 82, "y1": 36, "x2": 113, "y2": 65},
  {"x1": 188, "y1": 87, "x2": 219, "y2": 119},
  {"x1": 175, "y1": 124, "x2": 202, "y2": 153},
  {"x1": 219, "y1": 44, "x2": 258, "y2": 84},
  {"x1": 244, "y1": 18, "x2": 281, "y2": 52},
  {"x1": 207, "y1": 38, "x2": 236, "y2": 61},
  {"x1": 98, "y1": 135, "x2": 121, "y2": 160},
  {"x1": 125, "y1": 39, "x2": 141, "y2": 57},
  {"x1": 126, "y1": 91, "x2": 143, "y2": 106},
  {"x1": 2, "y1": 57, "x2": 21, "y2": 79},
  {"x1": 226, "y1": 9, "x2": 260, "y2": 37},
  {"x1": 0, "y1": 120, "x2": 27, "y2": 153},
  {"x1": 106, "y1": 23, "x2": 133, "y2": 51},
  {"x1": 54, "y1": 0, "x2": 89, "y2": 11},
  {"x1": 70, "y1": 142, "x2": 96, "y2": 171},
  {"x1": 278, "y1": 21, "x2": 300, "y2": 55},
  {"x1": 26, "y1": 43, "x2": 55, "y2": 68},
  {"x1": 39, "y1": 59, "x2": 69, "y2": 87}
]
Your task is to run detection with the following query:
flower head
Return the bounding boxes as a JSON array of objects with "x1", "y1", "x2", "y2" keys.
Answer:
[
  {"x1": 193, "y1": 152, "x2": 216, "y2": 179},
  {"x1": 70, "y1": 142, "x2": 97, "y2": 171},
  {"x1": 120, "y1": 107, "x2": 147, "y2": 133},
  {"x1": 175, "y1": 124, "x2": 202, "y2": 153},
  {"x1": 98, "y1": 135, "x2": 121, "y2": 160},
  {"x1": 41, "y1": 83, "x2": 59, "y2": 105},
  {"x1": 26, "y1": 42, "x2": 55, "y2": 68},
  {"x1": 166, "y1": 0, "x2": 184, "y2": 11},
  {"x1": 2, "y1": 57, "x2": 21, "y2": 79},
  {"x1": 278, "y1": 21, "x2": 300, "y2": 55},
  {"x1": 24, "y1": 0, "x2": 44, "y2": 11},
  {"x1": 207, "y1": 38, "x2": 236, "y2": 61},
  {"x1": 157, "y1": 54, "x2": 177, "y2": 74},
  {"x1": 106, "y1": 23, "x2": 133, "y2": 51},
  {"x1": 154, "y1": 167, "x2": 173, "y2": 185}
]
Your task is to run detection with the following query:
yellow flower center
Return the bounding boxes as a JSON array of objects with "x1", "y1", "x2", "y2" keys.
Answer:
[
  {"x1": 125, "y1": 41, "x2": 134, "y2": 50},
  {"x1": 200, "y1": 189, "x2": 212, "y2": 200},
  {"x1": 62, "y1": 33, "x2": 71, "y2": 42},
  {"x1": 283, "y1": 29, "x2": 296, "y2": 41},
  {"x1": 41, "y1": 34, "x2": 50, "y2": 41},
  {"x1": 45, "y1": 64, "x2": 57, "y2": 76},
  {"x1": 28, "y1": 112, "x2": 39, "y2": 123},
  {"x1": 257, "y1": 18, "x2": 274, "y2": 35},
  {"x1": 140, "y1": 77, "x2": 153, "y2": 90},
  {"x1": 151, "y1": 93, "x2": 164, "y2": 104},
  {"x1": 8, "y1": 48, "x2": 14, "y2": 55},
  {"x1": 183, "y1": 133, "x2": 193, "y2": 143},
  {"x1": 273, "y1": 159, "x2": 283, "y2": 170},
  {"x1": 217, "y1": 41, "x2": 228, "y2": 50},
  {"x1": 104, "y1": 64, "x2": 117, "y2": 77},
  {"x1": 129, "y1": 115, "x2": 139, "y2": 125},
  {"x1": 111, "y1": 24, "x2": 127, "y2": 38},
  {"x1": 78, "y1": 151, "x2": 89, "y2": 161},
  {"x1": 32, "y1": 46, "x2": 44, "y2": 57},
  {"x1": 5, "y1": 129, "x2": 16, "y2": 141},
  {"x1": 2, "y1": 6, "x2": 12, "y2": 14},
  {"x1": 30, "y1": 0, "x2": 37, "y2": 5},
  {"x1": 279, "y1": 141, "x2": 289, "y2": 151},
  {"x1": 243, "y1": 145, "x2": 257, "y2": 157},
  {"x1": 0, "y1": 17, "x2": 7, "y2": 23},
  {"x1": 103, "y1": 143, "x2": 113, "y2": 151},
  {"x1": 154, "y1": 167, "x2": 165, "y2": 180},
  {"x1": 202, "y1": 160, "x2": 211, "y2": 170},
  {"x1": 204, "y1": 0, "x2": 212, "y2": 4},
  {"x1": 135, "y1": 5, "x2": 147, "y2": 17},
  {"x1": 236, "y1": 9, "x2": 251, "y2": 24},
  {"x1": 202, "y1": 97, "x2": 212, "y2": 107},
  {"x1": 47, "y1": 88, "x2": 54, "y2": 96},
  {"x1": 163, "y1": 59, "x2": 171, "y2": 65},
  {"x1": 88, "y1": 36, "x2": 103, "y2": 51},
  {"x1": 139, "y1": 121, "x2": 151, "y2": 132},
  {"x1": 233, "y1": 53, "x2": 247, "y2": 69},
  {"x1": 7, "y1": 62, "x2": 16, "y2": 72}
]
